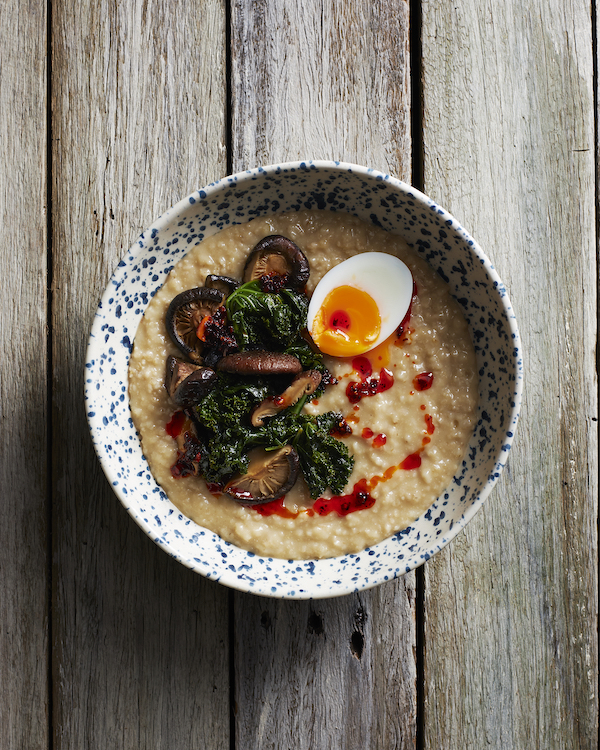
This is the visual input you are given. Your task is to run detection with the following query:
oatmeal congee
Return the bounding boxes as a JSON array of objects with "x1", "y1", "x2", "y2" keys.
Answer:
[{"x1": 128, "y1": 211, "x2": 478, "y2": 559}]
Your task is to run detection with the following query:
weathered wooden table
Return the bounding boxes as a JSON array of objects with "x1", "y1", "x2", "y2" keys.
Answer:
[{"x1": 1, "y1": 0, "x2": 597, "y2": 747}]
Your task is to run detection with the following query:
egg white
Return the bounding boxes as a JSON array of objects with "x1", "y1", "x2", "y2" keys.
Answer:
[{"x1": 307, "y1": 252, "x2": 413, "y2": 353}]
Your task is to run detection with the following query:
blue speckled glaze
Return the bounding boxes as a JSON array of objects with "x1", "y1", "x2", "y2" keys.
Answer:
[{"x1": 84, "y1": 161, "x2": 523, "y2": 599}]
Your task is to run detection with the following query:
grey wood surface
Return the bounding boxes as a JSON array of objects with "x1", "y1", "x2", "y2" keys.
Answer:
[
  {"x1": 421, "y1": 2, "x2": 598, "y2": 747},
  {"x1": 0, "y1": 2, "x2": 49, "y2": 748},
  {"x1": 50, "y1": 1, "x2": 230, "y2": 747},
  {"x1": 0, "y1": 0, "x2": 597, "y2": 749},
  {"x1": 230, "y1": 3, "x2": 417, "y2": 748}
]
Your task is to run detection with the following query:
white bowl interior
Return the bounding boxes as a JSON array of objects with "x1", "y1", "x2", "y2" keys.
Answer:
[{"x1": 85, "y1": 161, "x2": 522, "y2": 598}]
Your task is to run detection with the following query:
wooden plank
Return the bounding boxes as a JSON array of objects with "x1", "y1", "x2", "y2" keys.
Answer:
[
  {"x1": 50, "y1": 1, "x2": 230, "y2": 747},
  {"x1": 421, "y1": 1, "x2": 598, "y2": 747},
  {"x1": 0, "y1": 1, "x2": 49, "y2": 748},
  {"x1": 231, "y1": 0, "x2": 412, "y2": 178},
  {"x1": 234, "y1": 585, "x2": 417, "y2": 749},
  {"x1": 230, "y1": 2, "x2": 417, "y2": 747}
]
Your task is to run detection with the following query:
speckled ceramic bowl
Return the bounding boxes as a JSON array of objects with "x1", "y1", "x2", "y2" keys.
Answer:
[{"x1": 85, "y1": 161, "x2": 522, "y2": 598}]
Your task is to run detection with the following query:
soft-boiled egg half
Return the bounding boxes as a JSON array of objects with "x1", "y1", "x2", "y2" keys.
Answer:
[{"x1": 307, "y1": 252, "x2": 413, "y2": 357}]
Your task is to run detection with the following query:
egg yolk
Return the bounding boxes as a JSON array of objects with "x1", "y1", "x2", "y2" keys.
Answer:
[{"x1": 311, "y1": 285, "x2": 381, "y2": 356}]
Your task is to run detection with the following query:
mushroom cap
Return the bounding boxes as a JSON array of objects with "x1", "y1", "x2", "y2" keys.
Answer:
[
  {"x1": 223, "y1": 445, "x2": 299, "y2": 504},
  {"x1": 165, "y1": 355, "x2": 217, "y2": 407},
  {"x1": 165, "y1": 287, "x2": 224, "y2": 363},
  {"x1": 242, "y1": 235, "x2": 310, "y2": 289},
  {"x1": 205, "y1": 274, "x2": 240, "y2": 297},
  {"x1": 216, "y1": 350, "x2": 303, "y2": 376}
]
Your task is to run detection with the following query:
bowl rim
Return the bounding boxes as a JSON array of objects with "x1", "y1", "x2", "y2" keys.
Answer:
[{"x1": 85, "y1": 159, "x2": 523, "y2": 598}]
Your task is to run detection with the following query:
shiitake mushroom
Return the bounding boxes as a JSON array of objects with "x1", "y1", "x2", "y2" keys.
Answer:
[
  {"x1": 205, "y1": 274, "x2": 239, "y2": 297},
  {"x1": 164, "y1": 236, "x2": 316, "y2": 502},
  {"x1": 165, "y1": 287, "x2": 224, "y2": 363},
  {"x1": 223, "y1": 446, "x2": 299, "y2": 504},
  {"x1": 165, "y1": 355, "x2": 217, "y2": 407},
  {"x1": 243, "y1": 235, "x2": 310, "y2": 289},
  {"x1": 216, "y1": 350, "x2": 303, "y2": 376}
]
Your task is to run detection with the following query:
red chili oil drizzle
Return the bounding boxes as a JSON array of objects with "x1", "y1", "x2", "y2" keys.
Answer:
[
  {"x1": 205, "y1": 482, "x2": 224, "y2": 496},
  {"x1": 341, "y1": 412, "x2": 436, "y2": 502},
  {"x1": 361, "y1": 427, "x2": 374, "y2": 439},
  {"x1": 373, "y1": 433, "x2": 387, "y2": 448},
  {"x1": 170, "y1": 431, "x2": 203, "y2": 478},
  {"x1": 329, "y1": 416, "x2": 353, "y2": 437},
  {"x1": 313, "y1": 479, "x2": 376, "y2": 516},
  {"x1": 414, "y1": 371, "x2": 434, "y2": 391},
  {"x1": 399, "y1": 452, "x2": 422, "y2": 470},
  {"x1": 166, "y1": 410, "x2": 186, "y2": 438},
  {"x1": 425, "y1": 414, "x2": 435, "y2": 435},
  {"x1": 352, "y1": 356, "x2": 372, "y2": 379},
  {"x1": 379, "y1": 369, "x2": 394, "y2": 390},
  {"x1": 330, "y1": 310, "x2": 351, "y2": 331},
  {"x1": 251, "y1": 497, "x2": 298, "y2": 518},
  {"x1": 346, "y1": 358, "x2": 394, "y2": 404}
]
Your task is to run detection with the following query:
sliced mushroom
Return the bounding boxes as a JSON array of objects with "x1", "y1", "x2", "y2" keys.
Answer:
[
  {"x1": 216, "y1": 350, "x2": 302, "y2": 376},
  {"x1": 205, "y1": 274, "x2": 240, "y2": 298},
  {"x1": 243, "y1": 235, "x2": 310, "y2": 289},
  {"x1": 251, "y1": 370, "x2": 322, "y2": 426},
  {"x1": 165, "y1": 355, "x2": 217, "y2": 407},
  {"x1": 223, "y1": 446, "x2": 299, "y2": 504},
  {"x1": 165, "y1": 287, "x2": 224, "y2": 363}
]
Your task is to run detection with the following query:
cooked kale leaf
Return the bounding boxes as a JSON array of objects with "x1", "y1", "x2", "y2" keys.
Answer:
[
  {"x1": 199, "y1": 428, "x2": 251, "y2": 483},
  {"x1": 187, "y1": 283, "x2": 353, "y2": 497},
  {"x1": 191, "y1": 375, "x2": 353, "y2": 496},
  {"x1": 225, "y1": 281, "x2": 309, "y2": 350},
  {"x1": 290, "y1": 412, "x2": 354, "y2": 498},
  {"x1": 193, "y1": 373, "x2": 270, "y2": 433}
]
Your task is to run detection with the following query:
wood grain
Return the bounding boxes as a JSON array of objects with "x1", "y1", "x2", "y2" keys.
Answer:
[
  {"x1": 421, "y1": 0, "x2": 598, "y2": 747},
  {"x1": 230, "y1": 2, "x2": 417, "y2": 747},
  {"x1": 0, "y1": 1, "x2": 49, "y2": 748},
  {"x1": 2, "y1": 0, "x2": 596, "y2": 746},
  {"x1": 234, "y1": 584, "x2": 417, "y2": 750},
  {"x1": 231, "y1": 0, "x2": 412, "y2": 176},
  {"x1": 50, "y1": 1, "x2": 230, "y2": 747}
]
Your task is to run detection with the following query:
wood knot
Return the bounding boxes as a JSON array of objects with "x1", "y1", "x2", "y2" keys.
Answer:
[{"x1": 307, "y1": 611, "x2": 324, "y2": 635}]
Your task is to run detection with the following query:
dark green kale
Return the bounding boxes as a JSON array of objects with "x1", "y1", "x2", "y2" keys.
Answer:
[
  {"x1": 199, "y1": 428, "x2": 251, "y2": 483},
  {"x1": 254, "y1": 407, "x2": 354, "y2": 498},
  {"x1": 289, "y1": 412, "x2": 354, "y2": 498},
  {"x1": 191, "y1": 375, "x2": 353, "y2": 497},
  {"x1": 282, "y1": 337, "x2": 331, "y2": 398},
  {"x1": 187, "y1": 282, "x2": 353, "y2": 497},
  {"x1": 225, "y1": 281, "x2": 309, "y2": 350},
  {"x1": 193, "y1": 372, "x2": 269, "y2": 431},
  {"x1": 192, "y1": 374, "x2": 269, "y2": 483}
]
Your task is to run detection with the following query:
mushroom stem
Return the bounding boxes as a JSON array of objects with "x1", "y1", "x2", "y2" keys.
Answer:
[{"x1": 251, "y1": 370, "x2": 322, "y2": 426}]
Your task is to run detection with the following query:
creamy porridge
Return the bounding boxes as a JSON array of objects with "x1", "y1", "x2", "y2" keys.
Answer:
[{"x1": 129, "y1": 211, "x2": 478, "y2": 559}]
